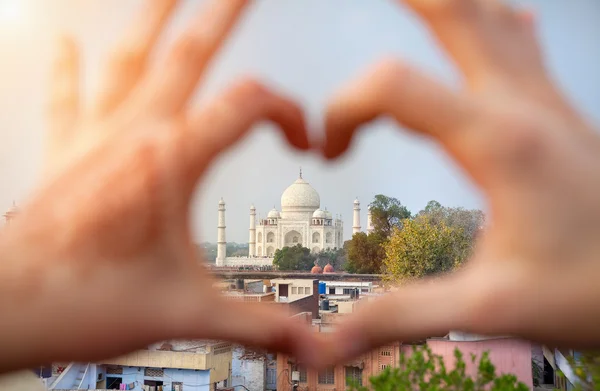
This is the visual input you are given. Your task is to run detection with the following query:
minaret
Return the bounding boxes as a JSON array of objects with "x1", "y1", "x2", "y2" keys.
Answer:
[
  {"x1": 249, "y1": 204, "x2": 256, "y2": 257},
  {"x1": 367, "y1": 208, "x2": 374, "y2": 235},
  {"x1": 216, "y1": 198, "x2": 226, "y2": 267},
  {"x1": 3, "y1": 202, "x2": 19, "y2": 226},
  {"x1": 353, "y1": 198, "x2": 361, "y2": 235}
]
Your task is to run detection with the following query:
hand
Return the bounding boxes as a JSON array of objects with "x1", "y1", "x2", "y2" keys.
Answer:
[
  {"x1": 318, "y1": 0, "x2": 600, "y2": 365},
  {"x1": 0, "y1": 0, "x2": 314, "y2": 373}
]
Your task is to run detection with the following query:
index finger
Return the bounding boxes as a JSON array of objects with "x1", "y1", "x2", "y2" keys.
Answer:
[{"x1": 144, "y1": 0, "x2": 251, "y2": 115}]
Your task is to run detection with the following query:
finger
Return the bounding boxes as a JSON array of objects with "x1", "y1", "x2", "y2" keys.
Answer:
[
  {"x1": 402, "y1": 0, "x2": 543, "y2": 85},
  {"x1": 311, "y1": 274, "x2": 472, "y2": 368},
  {"x1": 94, "y1": 0, "x2": 178, "y2": 116},
  {"x1": 182, "y1": 79, "x2": 309, "y2": 182},
  {"x1": 143, "y1": 0, "x2": 250, "y2": 114},
  {"x1": 47, "y1": 35, "x2": 80, "y2": 148},
  {"x1": 199, "y1": 299, "x2": 320, "y2": 360},
  {"x1": 323, "y1": 59, "x2": 474, "y2": 160}
]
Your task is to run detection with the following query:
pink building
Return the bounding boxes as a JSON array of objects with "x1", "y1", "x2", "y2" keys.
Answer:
[{"x1": 413, "y1": 337, "x2": 533, "y2": 389}]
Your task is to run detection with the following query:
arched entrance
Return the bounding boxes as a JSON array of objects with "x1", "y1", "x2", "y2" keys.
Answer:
[{"x1": 284, "y1": 230, "x2": 302, "y2": 247}]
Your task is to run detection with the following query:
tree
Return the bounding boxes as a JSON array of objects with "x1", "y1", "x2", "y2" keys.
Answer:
[
  {"x1": 382, "y1": 215, "x2": 470, "y2": 283},
  {"x1": 315, "y1": 247, "x2": 347, "y2": 271},
  {"x1": 346, "y1": 232, "x2": 386, "y2": 274},
  {"x1": 369, "y1": 195, "x2": 412, "y2": 238},
  {"x1": 348, "y1": 345, "x2": 529, "y2": 391},
  {"x1": 273, "y1": 245, "x2": 315, "y2": 271},
  {"x1": 419, "y1": 200, "x2": 485, "y2": 242}
]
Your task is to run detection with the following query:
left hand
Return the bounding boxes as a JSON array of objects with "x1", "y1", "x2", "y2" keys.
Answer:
[{"x1": 0, "y1": 0, "x2": 316, "y2": 373}]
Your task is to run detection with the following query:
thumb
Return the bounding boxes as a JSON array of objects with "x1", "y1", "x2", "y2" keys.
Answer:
[
  {"x1": 313, "y1": 271, "x2": 475, "y2": 367},
  {"x1": 195, "y1": 296, "x2": 319, "y2": 361}
]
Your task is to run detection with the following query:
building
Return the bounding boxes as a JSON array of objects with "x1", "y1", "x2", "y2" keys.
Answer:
[
  {"x1": 276, "y1": 299, "x2": 534, "y2": 391},
  {"x1": 47, "y1": 341, "x2": 233, "y2": 391},
  {"x1": 230, "y1": 348, "x2": 277, "y2": 391},
  {"x1": 215, "y1": 171, "x2": 347, "y2": 267}
]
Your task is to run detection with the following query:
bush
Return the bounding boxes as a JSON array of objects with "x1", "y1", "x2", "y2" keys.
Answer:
[{"x1": 348, "y1": 345, "x2": 529, "y2": 391}]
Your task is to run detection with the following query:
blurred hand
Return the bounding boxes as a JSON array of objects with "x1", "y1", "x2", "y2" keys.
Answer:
[
  {"x1": 0, "y1": 0, "x2": 314, "y2": 372},
  {"x1": 319, "y1": 0, "x2": 600, "y2": 365}
]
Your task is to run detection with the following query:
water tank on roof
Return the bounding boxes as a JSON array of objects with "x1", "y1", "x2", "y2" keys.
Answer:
[
  {"x1": 319, "y1": 282, "x2": 327, "y2": 295},
  {"x1": 321, "y1": 299, "x2": 330, "y2": 311}
]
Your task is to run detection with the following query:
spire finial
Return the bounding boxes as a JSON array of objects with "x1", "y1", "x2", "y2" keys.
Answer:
[{"x1": 299, "y1": 167, "x2": 302, "y2": 179}]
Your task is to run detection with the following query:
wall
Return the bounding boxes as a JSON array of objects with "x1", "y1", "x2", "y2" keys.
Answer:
[
  {"x1": 272, "y1": 279, "x2": 317, "y2": 302},
  {"x1": 279, "y1": 281, "x2": 319, "y2": 318},
  {"x1": 104, "y1": 366, "x2": 212, "y2": 391},
  {"x1": 49, "y1": 363, "x2": 83, "y2": 390},
  {"x1": 425, "y1": 338, "x2": 533, "y2": 388},
  {"x1": 223, "y1": 257, "x2": 274, "y2": 267},
  {"x1": 231, "y1": 347, "x2": 266, "y2": 391},
  {"x1": 276, "y1": 342, "x2": 402, "y2": 391}
]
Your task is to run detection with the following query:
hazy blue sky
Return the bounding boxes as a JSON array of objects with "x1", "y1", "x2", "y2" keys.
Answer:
[{"x1": 0, "y1": 0, "x2": 598, "y2": 243}]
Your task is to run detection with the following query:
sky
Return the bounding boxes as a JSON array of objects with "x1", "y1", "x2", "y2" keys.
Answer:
[{"x1": 0, "y1": 0, "x2": 599, "y2": 243}]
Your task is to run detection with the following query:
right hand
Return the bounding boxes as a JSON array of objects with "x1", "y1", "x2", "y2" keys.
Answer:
[{"x1": 318, "y1": 0, "x2": 600, "y2": 365}]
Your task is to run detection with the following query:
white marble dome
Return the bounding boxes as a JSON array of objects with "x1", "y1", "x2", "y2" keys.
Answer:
[
  {"x1": 312, "y1": 209, "x2": 327, "y2": 218},
  {"x1": 281, "y1": 177, "x2": 320, "y2": 210},
  {"x1": 267, "y1": 208, "x2": 280, "y2": 218}
]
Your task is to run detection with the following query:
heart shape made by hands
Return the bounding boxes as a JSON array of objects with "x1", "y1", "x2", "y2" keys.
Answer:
[{"x1": 1, "y1": 0, "x2": 600, "y2": 375}]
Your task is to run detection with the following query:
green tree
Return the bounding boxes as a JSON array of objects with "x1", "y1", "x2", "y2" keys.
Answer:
[
  {"x1": 316, "y1": 247, "x2": 347, "y2": 270},
  {"x1": 419, "y1": 200, "x2": 485, "y2": 242},
  {"x1": 382, "y1": 215, "x2": 470, "y2": 283},
  {"x1": 346, "y1": 232, "x2": 386, "y2": 274},
  {"x1": 273, "y1": 245, "x2": 315, "y2": 271},
  {"x1": 566, "y1": 351, "x2": 600, "y2": 391},
  {"x1": 369, "y1": 195, "x2": 412, "y2": 238},
  {"x1": 348, "y1": 345, "x2": 529, "y2": 391}
]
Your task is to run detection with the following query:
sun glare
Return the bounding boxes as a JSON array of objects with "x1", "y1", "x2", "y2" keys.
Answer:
[{"x1": 0, "y1": 0, "x2": 25, "y2": 28}]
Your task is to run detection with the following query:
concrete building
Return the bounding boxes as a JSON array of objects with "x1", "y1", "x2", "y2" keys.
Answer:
[
  {"x1": 277, "y1": 302, "x2": 534, "y2": 391},
  {"x1": 47, "y1": 341, "x2": 232, "y2": 391}
]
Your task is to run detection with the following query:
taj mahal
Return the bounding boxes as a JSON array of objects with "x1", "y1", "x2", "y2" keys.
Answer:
[{"x1": 215, "y1": 170, "x2": 373, "y2": 267}]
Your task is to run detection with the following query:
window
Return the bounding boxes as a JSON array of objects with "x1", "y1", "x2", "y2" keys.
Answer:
[
  {"x1": 305, "y1": 287, "x2": 311, "y2": 295},
  {"x1": 293, "y1": 236, "x2": 299, "y2": 243},
  {"x1": 345, "y1": 366, "x2": 363, "y2": 387},
  {"x1": 144, "y1": 368, "x2": 164, "y2": 377},
  {"x1": 343, "y1": 288, "x2": 352, "y2": 295},
  {"x1": 106, "y1": 366, "x2": 122, "y2": 375},
  {"x1": 267, "y1": 232, "x2": 275, "y2": 243},
  {"x1": 257, "y1": 232, "x2": 262, "y2": 242},
  {"x1": 297, "y1": 365, "x2": 308, "y2": 383},
  {"x1": 213, "y1": 343, "x2": 232, "y2": 355},
  {"x1": 292, "y1": 287, "x2": 298, "y2": 294},
  {"x1": 361, "y1": 288, "x2": 369, "y2": 293},
  {"x1": 379, "y1": 364, "x2": 390, "y2": 372},
  {"x1": 298, "y1": 287, "x2": 304, "y2": 294},
  {"x1": 381, "y1": 350, "x2": 392, "y2": 357},
  {"x1": 172, "y1": 382, "x2": 183, "y2": 391},
  {"x1": 318, "y1": 366, "x2": 335, "y2": 384}
]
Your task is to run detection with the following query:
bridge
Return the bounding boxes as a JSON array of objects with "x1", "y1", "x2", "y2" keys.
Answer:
[{"x1": 209, "y1": 270, "x2": 382, "y2": 282}]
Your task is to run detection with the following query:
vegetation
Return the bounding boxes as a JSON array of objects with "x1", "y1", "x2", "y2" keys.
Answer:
[
  {"x1": 345, "y1": 232, "x2": 386, "y2": 274},
  {"x1": 565, "y1": 351, "x2": 600, "y2": 391},
  {"x1": 382, "y1": 215, "x2": 470, "y2": 283},
  {"x1": 273, "y1": 245, "x2": 315, "y2": 271},
  {"x1": 369, "y1": 194, "x2": 412, "y2": 238},
  {"x1": 345, "y1": 196, "x2": 483, "y2": 279},
  {"x1": 348, "y1": 345, "x2": 529, "y2": 391},
  {"x1": 316, "y1": 247, "x2": 347, "y2": 271},
  {"x1": 198, "y1": 242, "x2": 249, "y2": 262}
]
